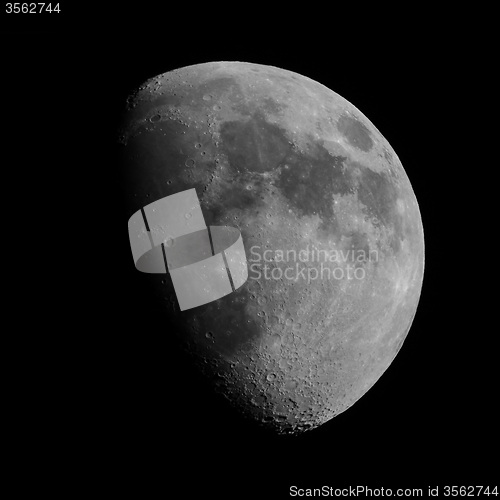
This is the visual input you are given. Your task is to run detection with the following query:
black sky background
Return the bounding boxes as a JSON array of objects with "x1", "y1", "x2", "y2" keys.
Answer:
[{"x1": 2, "y1": 5, "x2": 496, "y2": 497}]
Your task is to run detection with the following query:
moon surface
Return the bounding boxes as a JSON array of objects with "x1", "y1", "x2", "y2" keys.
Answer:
[{"x1": 118, "y1": 62, "x2": 424, "y2": 434}]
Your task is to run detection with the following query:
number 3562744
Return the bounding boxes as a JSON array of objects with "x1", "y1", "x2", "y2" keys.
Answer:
[{"x1": 5, "y1": 3, "x2": 60, "y2": 13}]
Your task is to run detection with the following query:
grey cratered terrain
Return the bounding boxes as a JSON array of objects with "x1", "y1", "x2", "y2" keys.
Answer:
[{"x1": 118, "y1": 62, "x2": 424, "y2": 434}]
